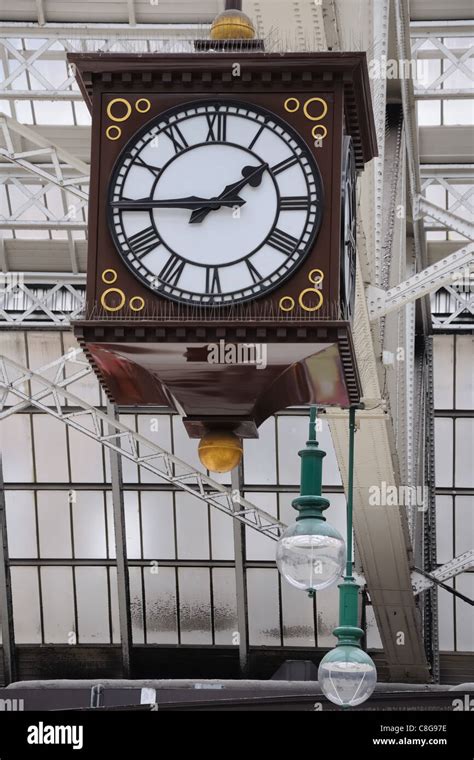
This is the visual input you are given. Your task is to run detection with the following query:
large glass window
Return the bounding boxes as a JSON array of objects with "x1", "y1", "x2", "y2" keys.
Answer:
[
  {"x1": 0, "y1": 332, "x2": 372, "y2": 652},
  {"x1": 433, "y1": 335, "x2": 474, "y2": 652}
]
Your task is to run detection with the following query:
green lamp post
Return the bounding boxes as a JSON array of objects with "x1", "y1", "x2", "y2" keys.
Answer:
[
  {"x1": 276, "y1": 405, "x2": 377, "y2": 707},
  {"x1": 276, "y1": 406, "x2": 346, "y2": 595},
  {"x1": 317, "y1": 406, "x2": 377, "y2": 707}
]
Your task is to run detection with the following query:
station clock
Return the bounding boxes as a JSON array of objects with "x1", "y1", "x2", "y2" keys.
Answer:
[{"x1": 70, "y1": 51, "x2": 377, "y2": 438}]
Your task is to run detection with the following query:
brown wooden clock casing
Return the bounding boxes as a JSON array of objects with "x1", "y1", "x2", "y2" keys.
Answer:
[{"x1": 70, "y1": 52, "x2": 377, "y2": 438}]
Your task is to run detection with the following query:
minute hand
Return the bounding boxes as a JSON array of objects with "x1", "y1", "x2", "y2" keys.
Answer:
[
  {"x1": 189, "y1": 163, "x2": 269, "y2": 224},
  {"x1": 110, "y1": 195, "x2": 246, "y2": 211}
]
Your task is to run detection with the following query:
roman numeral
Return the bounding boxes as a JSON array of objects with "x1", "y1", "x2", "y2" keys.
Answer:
[
  {"x1": 159, "y1": 255, "x2": 185, "y2": 286},
  {"x1": 245, "y1": 260, "x2": 262, "y2": 284},
  {"x1": 163, "y1": 123, "x2": 188, "y2": 154},
  {"x1": 205, "y1": 112, "x2": 227, "y2": 142},
  {"x1": 128, "y1": 226, "x2": 161, "y2": 258},
  {"x1": 280, "y1": 196, "x2": 310, "y2": 211},
  {"x1": 248, "y1": 122, "x2": 267, "y2": 150},
  {"x1": 267, "y1": 228, "x2": 299, "y2": 255},
  {"x1": 271, "y1": 156, "x2": 299, "y2": 176},
  {"x1": 205, "y1": 267, "x2": 222, "y2": 294},
  {"x1": 134, "y1": 156, "x2": 162, "y2": 176}
]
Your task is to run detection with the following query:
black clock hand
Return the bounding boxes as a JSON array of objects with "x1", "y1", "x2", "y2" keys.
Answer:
[
  {"x1": 111, "y1": 195, "x2": 247, "y2": 211},
  {"x1": 189, "y1": 163, "x2": 269, "y2": 224}
]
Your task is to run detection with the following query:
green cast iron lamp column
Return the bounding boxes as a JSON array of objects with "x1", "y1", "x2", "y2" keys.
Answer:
[
  {"x1": 318, "y1": 406, "x2": 377, "y2": 707},
  {"x1": 276, "y1": 406, "x2": 345, "y2": 594}
]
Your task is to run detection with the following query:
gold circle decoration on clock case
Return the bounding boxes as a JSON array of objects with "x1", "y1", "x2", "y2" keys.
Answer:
[
  {"x1": 284, "y1": 98, "x2": 300, "y2": 113},
  {"x1": 303, "y1": 98, "x2": 328, "y2": 122},
  {"x1": 100, "y1": 288, "x2": 126, "y2": 312},
  {"x1": 102, "y1": 269, "x2": 118, "y2": 284},
  {"x1": 129, "y1": 296, "x2": 145, "y2": 312},
  {"x1": 279, "y1": 295, "x2": 296, "y2": 312},
  {"x1": 278, "y1": 270, "x2": 325, "y2": 313},
  {"x1": 107, "y1": 98, "x2": 133, "y2": 122},
  {"x1": 298, "y1": 269, "x2": 324, "y2": 312},
  {"x1": 106, "y1": 125, "x2": 121, "y2": 141},
  {"x1": 312, "y1": 125, "x2": 328, "y2": 140},
  {"x1": 135, "y1": 99, "x2": 151, "y2": 114}
]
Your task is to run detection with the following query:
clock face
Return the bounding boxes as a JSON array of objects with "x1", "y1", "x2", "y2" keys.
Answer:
[
  {"x1": 340, "y1": 136, "x2": 356, "y2": 321},
  {"x1": 108, "y1": 100, "x2": 324, "y2": 305}
]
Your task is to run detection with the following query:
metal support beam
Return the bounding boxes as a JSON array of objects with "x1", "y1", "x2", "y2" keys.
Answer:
[
  {"x1": 35, "y1": 0, "x2": 46, "y2": 26},
  {"x1": 367, "y1": 242, "x2": 474, "y2": 320},
  {"x1": 421, "y1": 164, "x2": 474, "y2": 178},
  {"x1": 0, "y1": 455, "x2": 16, "y2": 684},
  {"x1": 0, "y1": 272, "x2": 86, "y2": 285},
  {"x1": 0, "y1": 113, "x2": 88, "y2": 176},
  {"x1": 0, "y1": 91, "x2": 83, "y2": 100},
  {"x1": 0, "y1": 113, "x2": 89, "y2": 204},
  {"x1": 415, "y1": 89, "x2": 474, "y2": 100},
  {"x1": 0, "y1": 350, "x2": 93, "y2": 417},
  {"x1": 431, "y1": 280, "x2": 474, "y2": 330},
  {"x1": 423, "y1": 337, "x2": 439, "y2": 682},
  {"x1": 412, "y1": 28, "x2": 473, "y2": 100},
  {"x1": 334, "y1": 556, "x2": 474, "y2": 597},
  {"x1": 320, "y1": 0, "x2": 340, "y2": 51},
  {"x1": 0, "y1": 28, "x2": 206, "y2": 102},
  {"x1": 106, "y1": 401, "x2": 132, "y2": 678},
  {"x1": 372, "y1": 0, "x2": 391, "y2": 290},
  {"x1": 0, "y1": 278, "x2": 86, "y2": 327},
  {"x1": 230, "y1": 463, "x2": 249, "y2": 676},
  {"x1": 0, "y1": 24, "x2": 208, "y2": 38},
  {"x1": 0, "y1": 174, "x2": 88, "y2": 233},
  {"x1": 412, "y1": 550, "x2": 474, "y2": 594},
  {"x1": 411, "y1": 21, "x2": 474, "y2": 35},
  {"x1": 0, "y1": 221, "x2": 87, "y2": 231},
  {"x1": 126, "y1": 0, "x2": 136, "y2": 27},
  {"x1": 417, "y1": 197, "x2": 474, "y2": 241},
  {"x1": 394, "y1": 0, "x2": 431, "y2": 334}
]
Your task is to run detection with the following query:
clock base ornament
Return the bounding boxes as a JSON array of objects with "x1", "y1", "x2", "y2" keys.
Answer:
[{"x1": 198, "y1": 431, "x2": 243, "y2": 474}]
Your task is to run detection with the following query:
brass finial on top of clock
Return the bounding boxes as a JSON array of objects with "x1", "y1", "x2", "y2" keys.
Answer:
[{"x1": 210, "y1": 9, "x2": 256, "y2": 41}]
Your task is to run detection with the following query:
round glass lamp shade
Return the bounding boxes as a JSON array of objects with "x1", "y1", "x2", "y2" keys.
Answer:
[
  {"x1": 318, "y1": 646, "x2": 377, "y2": 707},
  {"x1": 276, "y1": 519, "x2": 345, "y2": 592}
]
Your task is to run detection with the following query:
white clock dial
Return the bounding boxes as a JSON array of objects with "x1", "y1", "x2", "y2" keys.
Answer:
[{"x1": 108, "y1": 100, "x2": 324, "y2": 305}]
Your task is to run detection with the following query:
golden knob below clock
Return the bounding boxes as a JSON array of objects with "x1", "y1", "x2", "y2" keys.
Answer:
[
  {"x1": 198, "y1": 431, "x2": 243, "y2": 473},
  {"x1": 210, "y1": 10, "x2": 256, "y2": 40}
]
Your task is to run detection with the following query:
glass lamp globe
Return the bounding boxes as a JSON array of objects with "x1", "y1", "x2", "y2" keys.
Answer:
[
  {"x1": 318, "y1": 645, "x2": 377, "y2": 707},
  {"x1": 276, "y1": 518, "x2": 345, "y2": 592}
]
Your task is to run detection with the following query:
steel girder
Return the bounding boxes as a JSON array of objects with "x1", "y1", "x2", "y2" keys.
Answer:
[
  {"x1": 367, "y1": 242, "x2": 474, "y2": 320},
  {"x1": 0, "y1": 113, "x2": 89, "y2": 200},
  {"x1": 0, "y1": 25, "x2": 201, "y2": 102},
  {"x1": 412, "y1": 550, "x2": 474, "y2": 595},
  {"x1": 0, "y1": 274, "x2": 85, "y2": 326},
  {"x1": 412, "y1": 24, "x2": 474, "y2": 100},
  {"x1": 430, "y1": 284, "x2": 474, "y2": 329}
]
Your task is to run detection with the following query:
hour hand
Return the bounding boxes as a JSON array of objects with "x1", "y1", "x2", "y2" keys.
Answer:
[
  {"x1": 110, "y1": 196, "x2": 247, "y2": 211},
  {"x1": 189, "y1": 163, "x2": 268, "y2": 224},
  {"x1": 189, "y1": 194, "x2": 244, "y2": 224}
]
